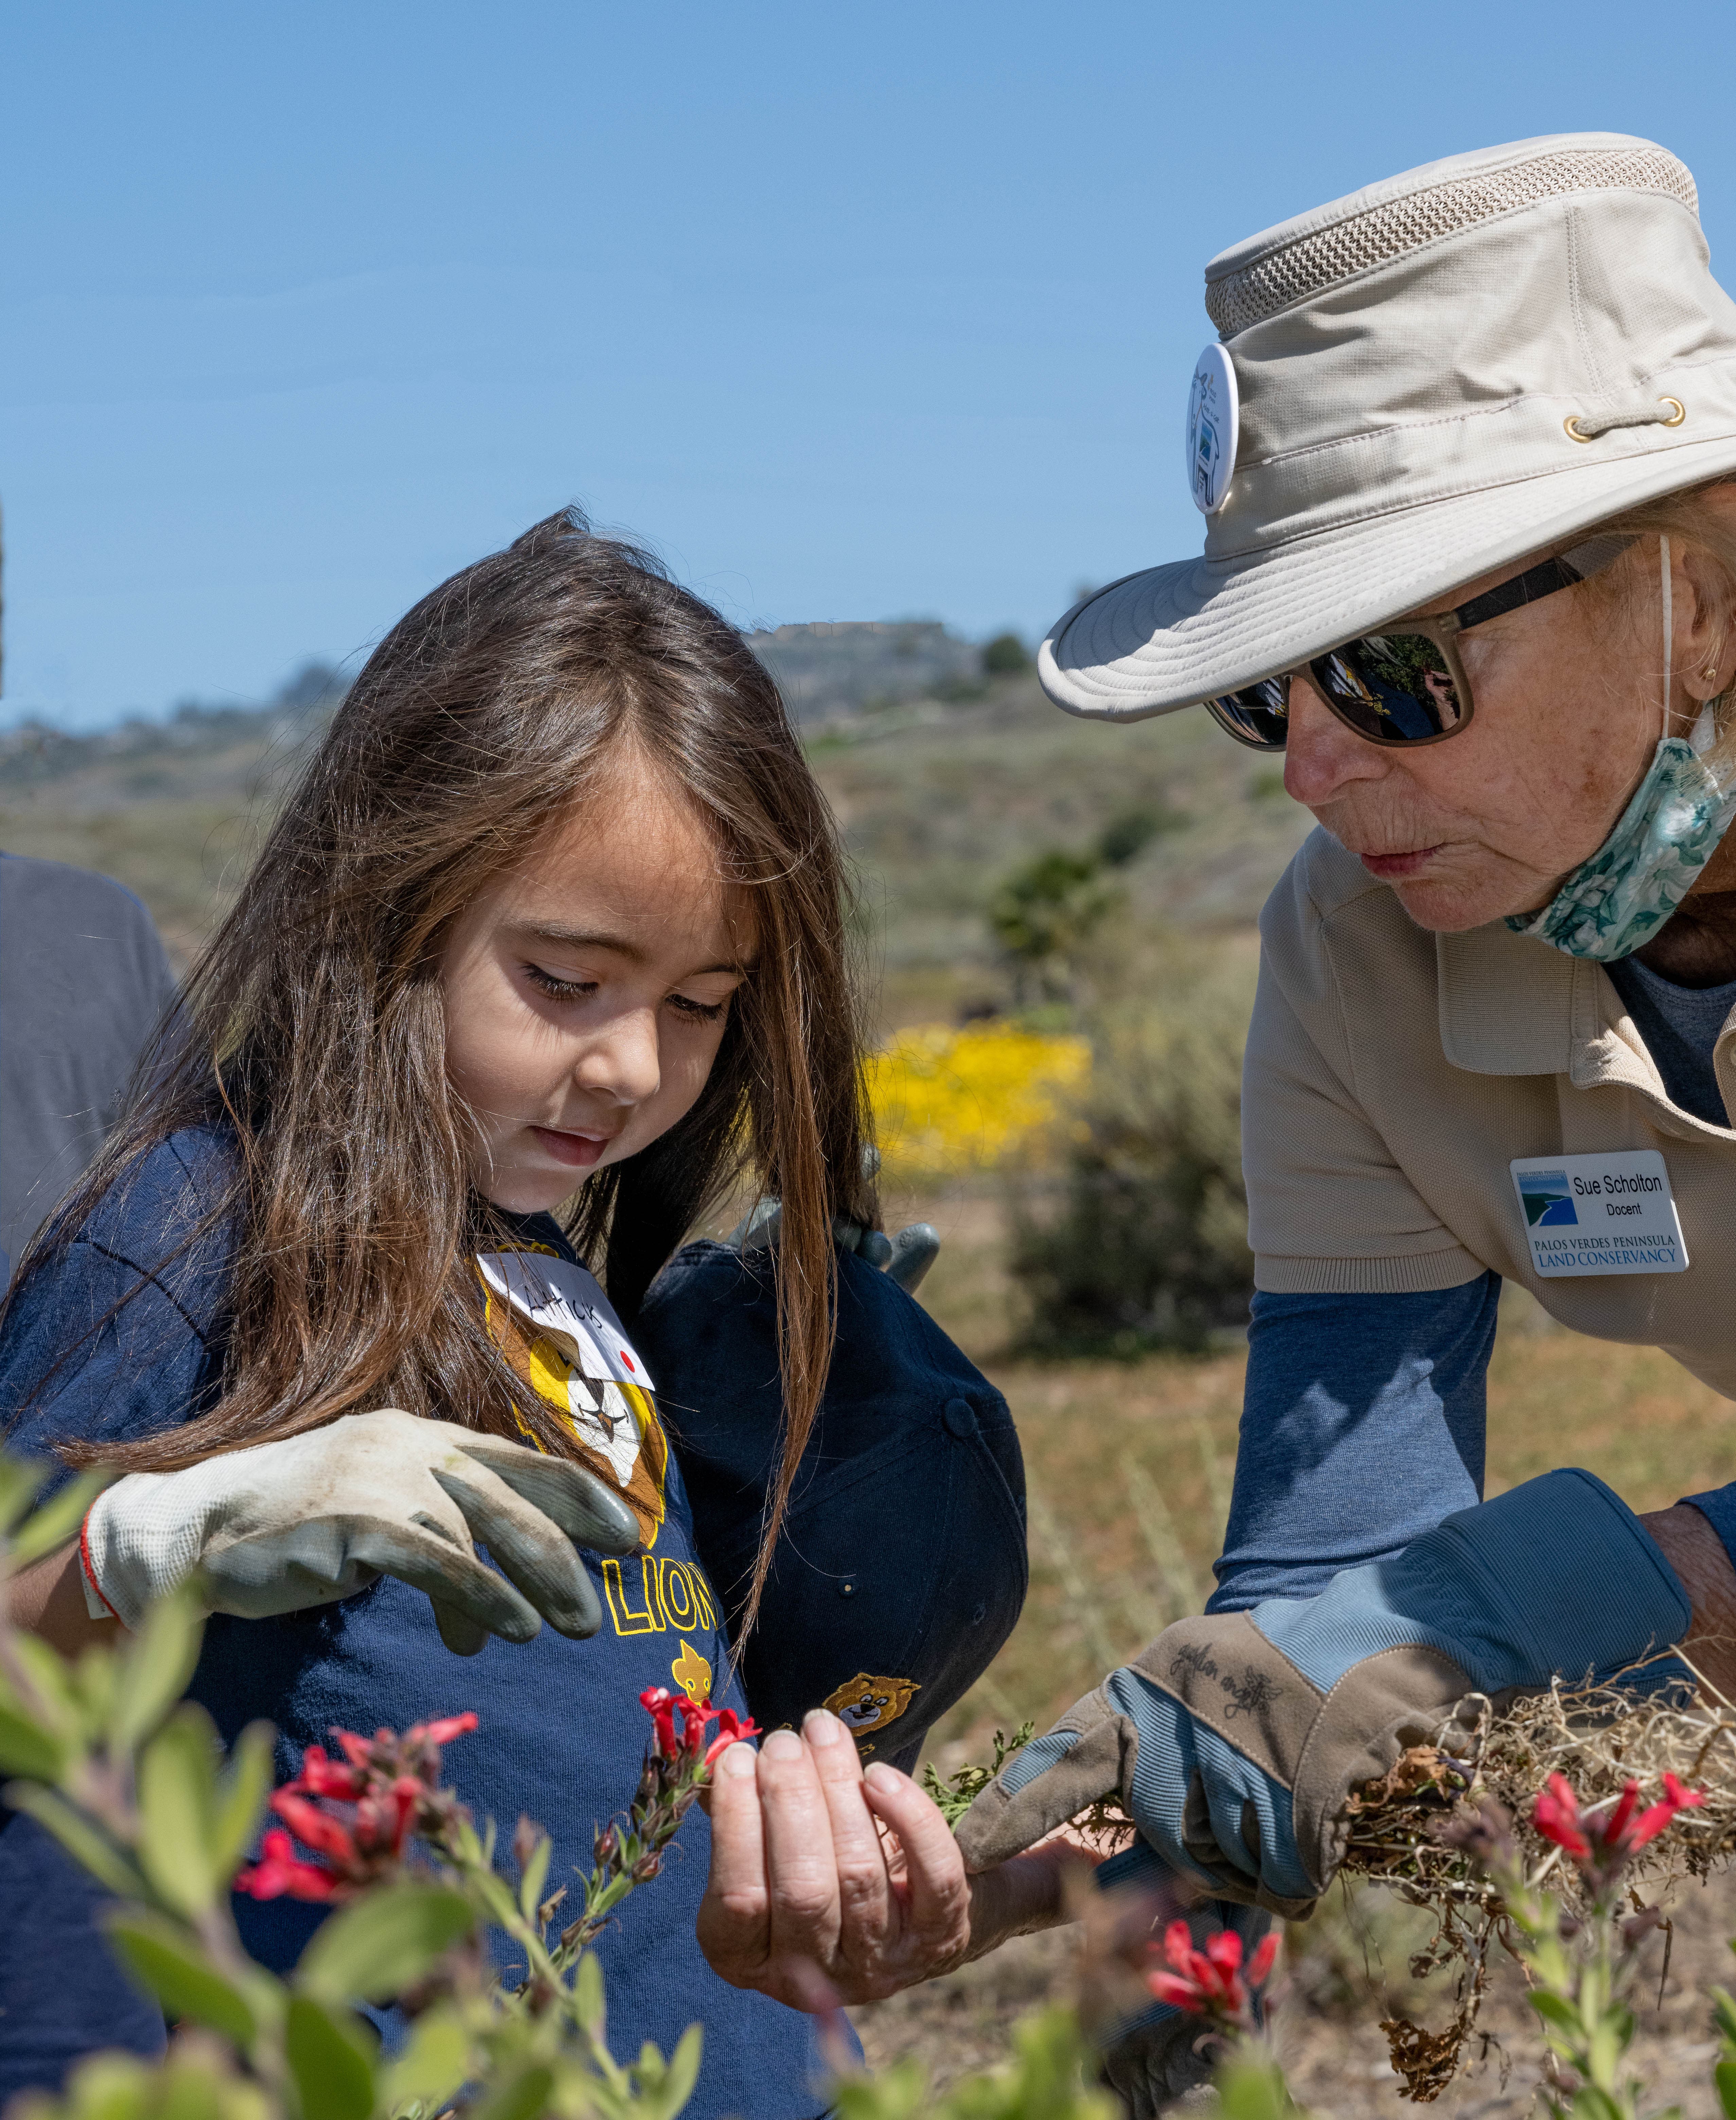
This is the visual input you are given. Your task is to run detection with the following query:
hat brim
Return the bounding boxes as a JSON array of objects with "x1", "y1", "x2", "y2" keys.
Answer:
[{"x1": 1041, "y1": 434, "x2": 1736, "y2": 721}]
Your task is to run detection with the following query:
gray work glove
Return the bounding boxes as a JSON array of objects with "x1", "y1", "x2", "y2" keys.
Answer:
[
  {"x1": 724, "y1": 1197, "x2": 941, "y2": 1295},
  {"x1": 79, "y1": 1407, "x2": 641, "y2": 1655},
  {"x1": 725, "y1": 1142, "x2": 941, "y2": 1295}
]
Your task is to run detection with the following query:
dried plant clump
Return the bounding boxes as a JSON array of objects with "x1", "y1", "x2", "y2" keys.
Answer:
[
  {"x1": 1343, "y1": 1680, "x2": 1736, "y2": 1911},
  {"x1": 1335, "y1": 1676, "x2": 1736, "y2": 2100}
]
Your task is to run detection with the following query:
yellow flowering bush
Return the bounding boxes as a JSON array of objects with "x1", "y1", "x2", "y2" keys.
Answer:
[{"x1": 866, "y1": 1021, "x2": 1090, "y2": 1182}]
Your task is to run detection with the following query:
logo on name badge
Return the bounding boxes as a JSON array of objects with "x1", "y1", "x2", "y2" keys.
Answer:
[
  {"x1": 1516, "y1": 1168, "x2": 1577, "y2": 1227},
  {"x1": 1185, "y1": 343, "x2": 1238, "y2": 516},
  {"x1": 1509, "y1": 1151, "x2": 1688, "y2": 1276}
]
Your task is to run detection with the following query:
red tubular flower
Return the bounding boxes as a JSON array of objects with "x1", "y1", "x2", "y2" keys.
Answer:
[
  {"x1": 1602, "y1": 1781, "x2": 1642, "y2": 1848},
  {"x1": 1622, "y1": 1772, "x2": 1704, "y2": 1852},
  {"x1": 640, "y1": 1688, "x2": 680, "y2": 1759},
  {"x1": 333, "y1": 1728, "x2": 374, "y2": 1772},
  {"x1": 411, "y1": 1712, "x2": 480, "y2": 1748},
  {"x1": 687, "y1": 1704, "x2": 722, "y2": 1760},
  {"x1": 1146, "y1": 1920, "x2": 1282, "y2": 2021},
  {"x1": 1147, "y1": 1920, "x2": 1247, "y2": 2017},
  {"x1": 236, "y1": 1827, "x2": 345, "y2": 1903},
  {"x1": 284, "y1": 1745, "x2": 365, "y2": 1800},
  {"x1": 270, "y1": 1790, "x2": 362, "y2": 1871},
  {"x1": 1533, "y1": 1772, "x2": 1705, "y2": 1874},
  {"x1": 236, "y1": 1714, "x2": 481, "y2": 1902},
  {"x1": 387, "y1": 1775, "x2": 422, "y2": 1856},
  {"x1": 703, "y1": 1708, "x2": 762, "y2": 1768},
  {"x1": 1533, "y1": 1774, "x2": 1593, "y2": 1861}
]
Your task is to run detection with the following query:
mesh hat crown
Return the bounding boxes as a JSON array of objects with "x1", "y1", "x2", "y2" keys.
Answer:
[{"x1": 1042, "y1": 133, "x2": 1736, "y2": 722}]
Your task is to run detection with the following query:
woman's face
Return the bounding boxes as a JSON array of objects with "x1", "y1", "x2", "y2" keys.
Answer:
[
  {"x1": 1280, "y1": 537, "x2": 1698, "y2": 932},
  {"x1": 440, "y1": 753, "x2": 754, "y2": 1215}
]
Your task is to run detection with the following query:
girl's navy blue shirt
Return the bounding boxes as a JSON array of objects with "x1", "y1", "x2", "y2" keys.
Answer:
[{"x1": 0, "y1": 1128, "x2": 828, "y2": 2117}]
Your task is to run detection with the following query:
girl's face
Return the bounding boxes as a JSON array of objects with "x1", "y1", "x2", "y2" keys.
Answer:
[{"x1": 441, "y1": 754, "x2": 754, "y2": 1215}]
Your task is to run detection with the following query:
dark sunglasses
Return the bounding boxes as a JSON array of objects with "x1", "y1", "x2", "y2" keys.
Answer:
[{"x1": 1204, "y1": 553, "x2": 1591, "y2": 751}]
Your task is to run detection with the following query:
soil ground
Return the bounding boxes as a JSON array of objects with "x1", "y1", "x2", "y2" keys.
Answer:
[{"x1": 851, "y1": 1869, "x2": 1736, "y2": 2115}]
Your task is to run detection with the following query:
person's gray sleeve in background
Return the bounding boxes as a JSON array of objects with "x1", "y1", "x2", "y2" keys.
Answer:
[{"x1": 0, "y1": 853, "x2": 179, "y2": 1280}]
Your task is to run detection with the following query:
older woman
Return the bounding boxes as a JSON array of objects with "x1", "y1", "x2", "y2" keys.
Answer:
[{"x1": 700, "y1": 128, "x2": 1736, "y2": 2100}]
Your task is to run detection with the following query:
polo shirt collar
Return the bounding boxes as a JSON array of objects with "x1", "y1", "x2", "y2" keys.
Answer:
[
  {"x1": 1437, "y1": 921, "x2": 1736, "y2": 1135},
  {"x1": 1437, "y1": 922, "x2": 1581, "y2": 1076}
]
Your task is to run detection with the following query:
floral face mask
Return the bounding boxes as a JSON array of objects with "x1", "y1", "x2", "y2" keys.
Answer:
[{"x1": 1506, "y1": 538, "x2": 1736, "y2": 963}]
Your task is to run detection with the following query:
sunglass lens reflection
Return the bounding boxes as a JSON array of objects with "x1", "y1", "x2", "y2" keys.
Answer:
[
  {"x1": 1209, "y1": 676, "x2": 1290, "y2": 749},
  {"x1": 1308, "y1": 634, "x2": 1464, "y2": 742}
]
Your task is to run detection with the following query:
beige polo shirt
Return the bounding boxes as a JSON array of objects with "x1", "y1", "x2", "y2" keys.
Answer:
[{"x1": 1245, "y1": 828, "x2": 1736, "y2": 1399}]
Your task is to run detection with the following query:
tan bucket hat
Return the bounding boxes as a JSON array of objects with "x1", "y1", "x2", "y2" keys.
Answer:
[{"x1": 1041, "y1": 133, "x2": 1736, "y2": 722}]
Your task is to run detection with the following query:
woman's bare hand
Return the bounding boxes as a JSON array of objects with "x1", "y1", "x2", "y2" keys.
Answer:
[{"x1": 696, "y1": 1708, "x2": 1088, "y2": 2007}]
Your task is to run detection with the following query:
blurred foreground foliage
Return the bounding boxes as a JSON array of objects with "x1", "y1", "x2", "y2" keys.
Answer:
[{"x1": 0, "y1": 1451, "x2": 1115, "y2": 2120}]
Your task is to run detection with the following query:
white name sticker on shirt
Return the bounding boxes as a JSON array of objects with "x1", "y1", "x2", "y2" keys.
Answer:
[{"x1": 1509, "y1": 1151, "x2": 1688, "y2": 1276}]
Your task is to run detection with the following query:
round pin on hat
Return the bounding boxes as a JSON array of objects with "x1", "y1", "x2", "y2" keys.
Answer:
[{"x1": 1185, "y1": 342, "x2": 1238, "y2": 515}]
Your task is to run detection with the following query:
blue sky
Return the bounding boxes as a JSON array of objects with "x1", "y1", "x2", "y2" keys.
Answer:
[{"x1": 8, "y1": 1, "x2": 1736, "y2": 727}]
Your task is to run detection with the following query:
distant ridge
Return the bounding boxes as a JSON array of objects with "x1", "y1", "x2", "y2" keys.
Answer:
[
  {"x1": 3, "y1": 622, "x2": 999, "y2": 773},
  {"x1": 746, "y1": 620, "x2": 983, "y2": 724},
  {"x1": 0, "y1": 661, "x2": 349, "y2": 788}
]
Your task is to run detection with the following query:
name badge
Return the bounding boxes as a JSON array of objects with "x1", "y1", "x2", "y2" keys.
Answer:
[{"x1": 1509, "y1": 1151, "x2": 1688, "y2": 1276}]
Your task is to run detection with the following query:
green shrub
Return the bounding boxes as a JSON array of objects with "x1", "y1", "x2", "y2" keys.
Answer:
[
  {"x1": 986, "y1": 814, "x2": 1182, "y2": 1009},
  {"x1": 1008, "y1": 960, "x2": 1257, "y2": 1354},
  {"x1": 981, "y1": 633, "x2": 1032, "y2": 677}
]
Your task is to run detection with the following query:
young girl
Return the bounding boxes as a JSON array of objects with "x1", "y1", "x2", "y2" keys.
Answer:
[{"x1": 0, "y1": 511, "x2": 877, "y2": 2119}]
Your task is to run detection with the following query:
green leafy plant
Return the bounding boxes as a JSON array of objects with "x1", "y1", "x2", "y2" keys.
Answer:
[
  {"x1": 1008, "y1": 961, "x2": 1257, "y2": 1354},
  {"x1": 0, "y1": 1451, "x2": 742, "y2": 2120},
  {"x1": 0, "y1": 1449, "x2": 1156, "y2": 2120},
  {"x1": 1463, "y1": 1774, "x2": 1702, "y2": 2120},
  {"x1": 987, "y1": 811, "x2": 1178, "y2": 1009},
  {"x1": 921, "y1": 1724, "x2": 1034, "y2": 1827},
  {"x1": 980, "y1": 634, "x2": 1032, "y2": 679}
]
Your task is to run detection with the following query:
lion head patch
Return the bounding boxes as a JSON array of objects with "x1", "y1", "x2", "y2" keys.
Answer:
[{"x1": 823, "y1": 1672, "x2": 920, "y2": 1734}]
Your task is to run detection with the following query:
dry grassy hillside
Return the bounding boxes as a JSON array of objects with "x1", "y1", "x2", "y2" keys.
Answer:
[
  {"x1": 814, "y1": 675, "x2": 1309, "y2": 1022},
  {"x1": 0, "y1": 668, "x2": 1310, "y2": 997}
]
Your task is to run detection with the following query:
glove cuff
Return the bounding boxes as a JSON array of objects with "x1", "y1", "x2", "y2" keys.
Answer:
[
  {"x1": 1423, "y1": 1468, "x2": 1692, "y2": 1690},
  {"x1": 79, "y1": 1470, "x2": 215, "y2": 1631},
  {"x1": 1256, "y1": 1468, "x2": 1691, "y2": 1699}
]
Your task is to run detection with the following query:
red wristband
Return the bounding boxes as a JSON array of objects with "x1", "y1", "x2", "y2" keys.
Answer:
[{"x1": 78, "y1": 1507, "x2": 126, "y2": 1626}]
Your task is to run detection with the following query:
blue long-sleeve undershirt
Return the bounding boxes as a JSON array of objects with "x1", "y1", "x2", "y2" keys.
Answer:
[
  {"x1": 1209, "y1": 1277, "x2": 1500, "y2": 1611},
  {"x1": 1209, "y1": 1274, "x2": 1736, "y2": 1612}
]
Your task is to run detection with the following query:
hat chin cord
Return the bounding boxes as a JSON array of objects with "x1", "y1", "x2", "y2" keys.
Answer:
[{"x1": 1663, "y1": 534, "x2": 1674, "y2": 746}]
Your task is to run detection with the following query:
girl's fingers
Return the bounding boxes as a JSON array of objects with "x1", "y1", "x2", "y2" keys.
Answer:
[
  {"x1": 757, "y1": 1728, "x2": 845, "y2": 1974},
  {"x1": 800, "y1": 1711, "x2": 894, "y2": 1964},
  {"x1": 696, "y1": 1742, "x2": 772, "y2": 1985},
  {"x1": 861, "y1": 1762, "x2": 972, "y2": 1972}
]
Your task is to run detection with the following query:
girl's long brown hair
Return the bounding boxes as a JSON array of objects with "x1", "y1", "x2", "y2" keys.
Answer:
[{"x1": 17, "y1": 510, "x2": 876, "y2": 1618}]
